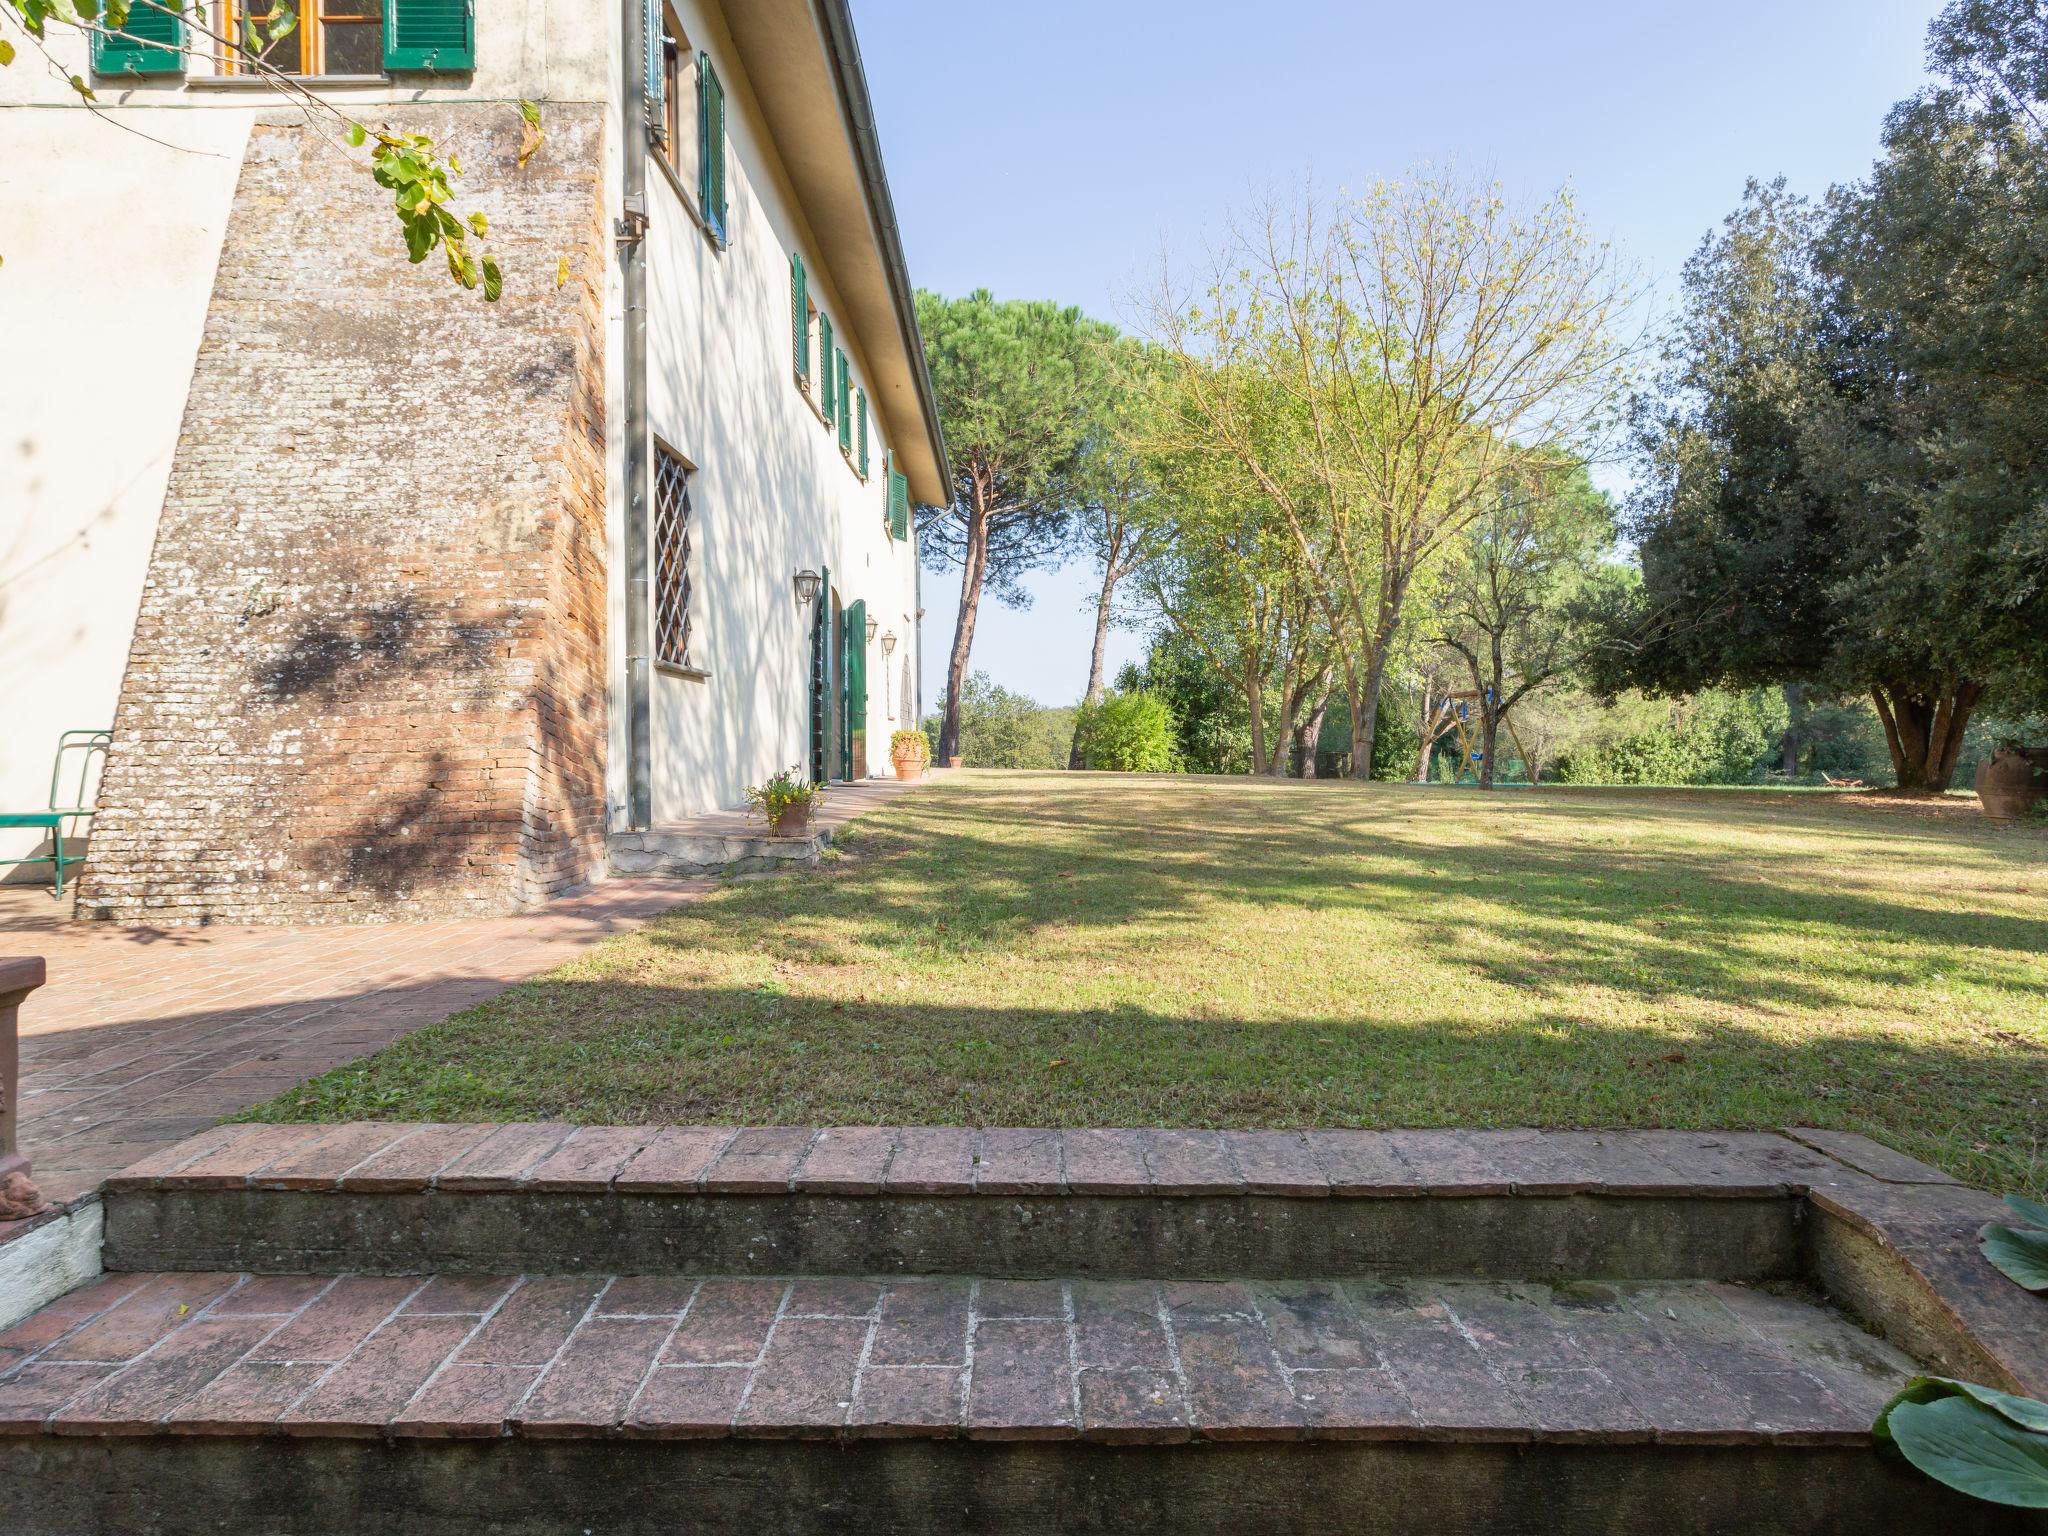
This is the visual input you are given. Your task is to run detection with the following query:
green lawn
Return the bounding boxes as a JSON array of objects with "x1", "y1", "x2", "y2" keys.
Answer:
[{"x1": 249, "y1": 772, "x2": 2048, "y2": 1195}]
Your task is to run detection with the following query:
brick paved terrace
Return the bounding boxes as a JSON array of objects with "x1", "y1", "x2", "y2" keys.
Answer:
[{"x1": 0, "y1": 878, "x2": 693, "y2": 1215}]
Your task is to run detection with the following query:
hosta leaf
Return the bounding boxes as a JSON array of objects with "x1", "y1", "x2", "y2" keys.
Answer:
[
  {"x1": 2006, "y1": 1193, "x2": 2048, "y2": 1230},
  {"x1": 1878, "y1": 1378, "x2": 2048, "y2": 1441},
  {"x1": 1982, "y1": 1223, "x2": 2048, "y2": 1291},
  {"x1": 1885, "y1": 1394, "x2": 2048, "y2": 1508}
]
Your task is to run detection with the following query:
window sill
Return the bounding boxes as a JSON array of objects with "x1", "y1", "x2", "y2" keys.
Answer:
[
  {"x1": 650, "y1": 143, "x2": 726, "y2": 254},
  {"x1": 655, "y1": 660, "x2": 711, "y2": 683},
  {"x1": 185, "y1": 73, "x2": 392, "y2": 89}
]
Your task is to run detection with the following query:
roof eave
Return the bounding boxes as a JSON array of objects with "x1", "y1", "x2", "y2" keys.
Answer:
[{"x1": 813, "y1": 0, "x2": 953, "y2": 504}]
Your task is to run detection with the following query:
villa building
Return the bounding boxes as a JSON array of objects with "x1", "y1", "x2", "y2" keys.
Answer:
[{"x1": 0, "y1": 0, "x2": 948, "y2": 922}]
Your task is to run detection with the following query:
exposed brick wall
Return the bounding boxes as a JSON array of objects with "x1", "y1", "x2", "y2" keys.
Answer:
[{"x1": 78, "y1": 105, "x2": 610, "y2": 924}]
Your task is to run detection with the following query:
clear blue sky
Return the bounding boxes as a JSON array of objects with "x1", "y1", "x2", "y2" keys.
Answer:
[{"x1": 852, "y1": 0, "x2": 1942, "y2": 714}]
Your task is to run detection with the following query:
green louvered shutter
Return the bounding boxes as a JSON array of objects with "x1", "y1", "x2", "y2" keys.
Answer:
[
  {"x1": 643, "y1": 0, "x2": 664, "y2": 130},
  {"x1": 92, "y1": 0, "x2": 184, "y2": 75},
  {"x1": 836, "y1": 353, "x2": 851, "y2": 453},
  {"x1": 384, "y1": 0, "x2": 474, "y2": 71},
  {"x1": 887, "y1": 455, "x2": 910, "y2": 541},
  {"x1": 843, "y1": 598, "x2": 867, "y2": 777},
  {"x1": 819, "y1": 314, "x2": 836, "y2": 424},
  {"x1": 856, "y1": 390, "x2": 868, "y2": 477},
  {"x1": 698, "y1": 54, "x2": 727, "y2": 240},
  {"x1": 790, "y1": 253, "x2": 809, "y2": 383}
]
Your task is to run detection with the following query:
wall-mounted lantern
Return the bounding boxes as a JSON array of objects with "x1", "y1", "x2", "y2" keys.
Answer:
[
  {"x1": 880, "y1": 630, "x2": 897, "y2": 658},
  {"x1": 793, "y1": 569, "x2": 821, "y2": 607},
  {"x1": 865, "y1": 615, "x2": 879, "y2": 645}
]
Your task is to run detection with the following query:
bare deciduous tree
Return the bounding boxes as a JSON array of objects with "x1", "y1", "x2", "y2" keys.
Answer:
[{"x1": 1140, "y1": 169, "x2": 1640, "y2": 777}]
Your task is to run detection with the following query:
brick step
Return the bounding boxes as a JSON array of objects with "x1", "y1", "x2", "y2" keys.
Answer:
[
  {"x1": 103, "y1": 1123, "x2": 1848, "y2": 1282},
  {"x1": 1, "y1": 1267, "x2": 2022, "y2": 1535}
]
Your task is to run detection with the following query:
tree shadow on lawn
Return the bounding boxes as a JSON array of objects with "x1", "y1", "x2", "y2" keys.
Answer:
[
  {"x1": 247, "y1": 977, "x2": 2045, "y2": 1197},
  {"x1": 712, "y1": 788, "x2": 2048, "y2": 1025}
]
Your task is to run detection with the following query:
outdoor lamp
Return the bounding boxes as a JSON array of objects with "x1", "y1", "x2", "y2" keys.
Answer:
[
  {"x1": 793, "y1": 569, "x2": 821, "y2": 607},
  {"x1": 865, "y1": 615, "x2": 879, "y2": 645},
  {"x1": 880, "y1": 630, "x2": 897, "y2": 656}
]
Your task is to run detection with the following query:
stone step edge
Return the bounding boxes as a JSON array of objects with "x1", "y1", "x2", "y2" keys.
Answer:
[
  {"x1": 4, "y1": 1414, "x2": 1881, "y2": 1449},
  {"x1": 105, "y1": 1124, "x2": 1871, "y2": 1201}
]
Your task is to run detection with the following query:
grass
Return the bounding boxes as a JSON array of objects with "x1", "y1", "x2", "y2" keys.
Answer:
[{"x1": 248, "y1": 772, "x2": 2048, "y2": 1195}]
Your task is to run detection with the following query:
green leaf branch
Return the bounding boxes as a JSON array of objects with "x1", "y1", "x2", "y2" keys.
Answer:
[{"x1": 0, "y1": 0, "x2": 539, "y2": 300}]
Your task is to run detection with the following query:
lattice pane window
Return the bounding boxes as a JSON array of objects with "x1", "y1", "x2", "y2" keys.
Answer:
[{"x1": 654, "y1": 448, "x2": 694, "y2": 669}]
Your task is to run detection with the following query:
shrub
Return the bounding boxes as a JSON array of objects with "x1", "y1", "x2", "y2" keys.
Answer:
[
  {"x1": 890, "y1": 729, "x2": 931, "y2": 764},
  {"x1": 1074, "y1": 690, "x2": 1181, "y2": 772},
  {"x1": 924, "y1": 673, "x2": 1074, "y2": 768}
]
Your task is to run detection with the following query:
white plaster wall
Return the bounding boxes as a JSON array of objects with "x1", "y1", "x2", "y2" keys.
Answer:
[
  {"x1": 0, "y1": 1, "x2": 614, "y2": 874},
  {"x1": 638, "y1": 0, "x2": 920, "y2": 822},
  {"x1": 0, "y1": 109, "x2": 247, "y2": 870}
]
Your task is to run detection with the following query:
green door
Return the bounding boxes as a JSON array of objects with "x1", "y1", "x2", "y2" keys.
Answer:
[
  {"x1": 842, "y1": 599, "x2": 866, "y2": 780},
  {"x1": 809, "y1": 566, "x2": 831, "y2": 785}
]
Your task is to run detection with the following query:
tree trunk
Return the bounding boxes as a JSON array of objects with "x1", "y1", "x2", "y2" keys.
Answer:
[
  {"x1": 1295, "y1": 689, "x2": 1330, "y2": 778},
  {"x1": 1246, "y1": 670, "x2": 1268, "y2": 776},
  {"x1": 1781, "y1": 681, "x2": 1805, "y2": 777},
  {"x1": 1068, "y1": 557, "x2": 1121, "y2": 770},
  {"x1": 937, "y1": 512, "x2": 987, "y2": 765},
  {"x1": 1348, "y1": 649, "x2": 1390, "y2": 780},
  {"x1": 1870, "y1": 681, "x2": 1982, "y2": 792},
  {"x1": 1414, "y1": 682, "x2": 1436, "y2": 783},
  {"x1": 1478, "y1": 710, "x2": 1499, "y2": 790}
]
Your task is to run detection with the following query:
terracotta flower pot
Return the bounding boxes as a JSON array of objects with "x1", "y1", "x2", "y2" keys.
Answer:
[
  {"x1": 1976, "y1": 749, "x2": 2044, "y2": 824},
  {"x1": 767, "y1": 802, "x2": 813, "y2": 837},
  {"x1": 946, "y1": 756, "x2": 962, "y2": 770},
  {"x1": 891, "y1": 751, "x2": 926, "y2": 781}
]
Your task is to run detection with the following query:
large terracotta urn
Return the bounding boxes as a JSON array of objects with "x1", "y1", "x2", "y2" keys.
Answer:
[{"x1": 1975, "y1": 748, "x2": 2044, "y2": 824}]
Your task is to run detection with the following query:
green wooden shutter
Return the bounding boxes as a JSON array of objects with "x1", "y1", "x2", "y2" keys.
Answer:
[
  {"x1": 810, "y1": 564, "x2": 831, "y2": 784},
  {"x1": 93, "y1": 0, "x2": 185, "y2": 75},
  {"x1": 887, "y1": 456, "x2": 910, "y2": 542},
  {"x1": 819, "y1": 314, "x2": 836, "y2": 424},
  {"x1": 856, "y1": 390, "x2": 868, "y2": 477},
  {"x1": 844, "y1": 598, "x2": 868, "y2": 777},
  {"x1": 643, "y1": 0, "x2": 664, "y2": 131},
  {"x1": 790, "y1": 253, "x2": 809, "y2": 383},
  {"x1": 836, "y1": 353, "x2": 851, "y2": 453},
  {"x1": 697, "y1": 54, "x2": 726, "y2": 240},
  {"x1": 384, "y1": 0, "x2": 474, "y2": 71}
]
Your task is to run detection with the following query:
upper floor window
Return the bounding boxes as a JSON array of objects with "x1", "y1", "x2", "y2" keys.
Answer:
[
  {"x1": 223, "y1": 0, "x2": 384, "y2": 74},
  {"x1": 92, "y1": 0, "x2": 471, "y2": 77}
]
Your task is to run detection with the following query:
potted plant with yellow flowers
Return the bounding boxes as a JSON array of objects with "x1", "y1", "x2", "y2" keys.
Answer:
[{"x1": 746, "y1": 765, "x2": 822, "y2": 837}]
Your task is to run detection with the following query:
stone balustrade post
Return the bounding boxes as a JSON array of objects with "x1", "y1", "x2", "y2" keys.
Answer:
[{"x1": 0, "y1": 956, "x2": 47, "y2": 1215}]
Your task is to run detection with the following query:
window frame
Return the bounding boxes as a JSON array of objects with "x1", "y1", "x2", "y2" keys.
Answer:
[
  {"x1": 652, "y1": 443, "x2": 702, "y2": 677},
  {"x1": 658, "y1": 5, "x2": 686, "y2": 170},
  {"x1": 218, "y1": 0, "x2": 386, "y2": 76}
]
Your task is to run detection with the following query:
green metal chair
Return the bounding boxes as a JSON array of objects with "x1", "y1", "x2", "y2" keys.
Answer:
[{"x1": 0, "y1": 729, "x2": 111, "y2": 896}]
